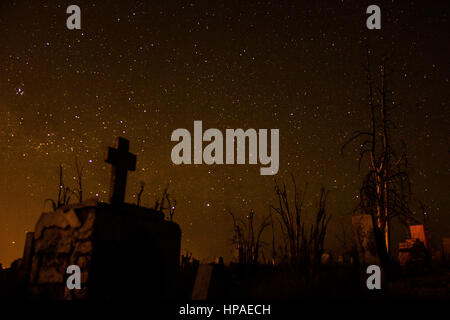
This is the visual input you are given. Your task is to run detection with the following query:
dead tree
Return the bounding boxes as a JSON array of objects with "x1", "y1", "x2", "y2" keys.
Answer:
[
  {"x1": 270, "y1": 175, "x2": 305, "y2": 264},
  {"x1": 136, "y1": 181, "x2": 145, "y2": 206},
  {"x1": 166, "y1": 192, "x2": 176, "y2": 222},
  {"x1": 153, "y1": 184, "x2": 177, "y2": 221},
  {"x1": 45, "y1": 165, "x2": 73, "y2": 210},
  {"x1": 270, "y1": 175, "x2": 331, "y2": 269},
  {"x1": 227, "y1": 208, "x2": 245, "y2": 263},
  {"x1": 269, "y1": 209, "x2": 277, "y2": 264},
  {"x1": 308, "y1": 188, "x2": 331, "y2": 268},
  {"x1": 226, "y1": 208, "x2": 271, "y2": 264},
  {"x1": 342, "y1": 51, "x2": 419, "y2": 265},
  {"x1": 74, "y1": 158, "x2": 84, "y2": 203}
]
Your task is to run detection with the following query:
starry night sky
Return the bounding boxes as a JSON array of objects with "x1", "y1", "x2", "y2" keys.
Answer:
[{"x1": 1, "y1": 1, "x2": 449, "y2": 266}]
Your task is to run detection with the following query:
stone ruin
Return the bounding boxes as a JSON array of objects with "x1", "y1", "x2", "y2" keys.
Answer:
[
  {"x1": 28, "y1": 199, "x2": 180, "y2": 300},
  {"x1": 398, "y1": 225, "x2": 430, "y2": 271},
  {"x1": 5, "y1": 137, "x2": 181, "y2": 300}
]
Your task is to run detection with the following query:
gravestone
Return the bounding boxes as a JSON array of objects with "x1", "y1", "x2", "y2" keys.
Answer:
[
  {"x1": 443, "y1": 238, "x2": 450, "y2": 264},
  {"x1": 409, "y1": 225, "x2": 430, "y2": 250},
  {"x1": 191, "y1": 264, "x2": 214, "y2": 300},
  {"x1": 398, "y1": 225, "x2": 431, "y2": 270},
  {"x1": 26, "y1": 137, "x2": 181, "y2": 300},
  {"x1": 321, "y1": 253, "x2": 331, "y2": 264},
  {"x1": 352, "y1": 214, "x2": 379, "y2": 265},
  {"x1": 191, "y1": 263, "x2": 230, "y2": 300}
]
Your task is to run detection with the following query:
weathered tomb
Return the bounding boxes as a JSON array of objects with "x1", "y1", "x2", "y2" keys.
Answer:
[
  {"x1": 28, "y1": 200, "x2": 181, "y2": 300},
  {"x1": 26, "y1": 137, "x2": 181, "y2": 300},
  {"x1": 398, "y1": 225, "x2": 430, "y2": 270},
  {"x1": 409, "y1": 225, "x2": 430, "y2": 250}
]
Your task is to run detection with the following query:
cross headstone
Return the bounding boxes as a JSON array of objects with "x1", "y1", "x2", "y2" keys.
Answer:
[{"x1": 104, "y1": 137, "x2": 136, "y2": 204}]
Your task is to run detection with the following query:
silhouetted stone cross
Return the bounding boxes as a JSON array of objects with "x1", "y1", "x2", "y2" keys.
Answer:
[{"x1": 104, "y1": 137, "x2": 136, "y2": 204}]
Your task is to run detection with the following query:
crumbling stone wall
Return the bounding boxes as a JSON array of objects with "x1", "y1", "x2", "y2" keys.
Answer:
[
  {"x1": 28, "y1": 199, "x2": 181, "y2": 300},
  {"x1": 29, "y1": 200, "x2": 97, "y2": 299}
]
